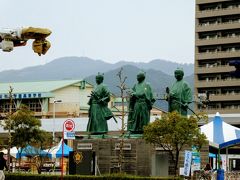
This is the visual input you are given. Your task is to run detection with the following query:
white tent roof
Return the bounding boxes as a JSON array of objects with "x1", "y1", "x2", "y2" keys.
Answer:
[
  {"x1": 44, "y1": 142, "x2": 61, "y2": 159},
  {"x1": 44, "y1": 139, "x2": 72, "y2": 158},
  {"x1": 200, "y1": 112, "x2": 240, "y2": 149},
  {"x1": 0, "y1": 147, "x2": 18, "y2": 158}
]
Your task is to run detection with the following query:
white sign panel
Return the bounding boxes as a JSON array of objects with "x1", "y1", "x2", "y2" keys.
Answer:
[{"x1": 64, "y1": 131, "x2": 75, "y2": 139}]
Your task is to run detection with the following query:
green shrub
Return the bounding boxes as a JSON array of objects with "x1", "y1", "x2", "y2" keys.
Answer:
[{"x1": 5, "y1": 173, "x2": 182, "y2": 180}]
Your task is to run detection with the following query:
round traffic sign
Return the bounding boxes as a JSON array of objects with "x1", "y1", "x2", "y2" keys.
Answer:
[{"x1": 64, "y1": 119, "x2": 75, "y2": 132}]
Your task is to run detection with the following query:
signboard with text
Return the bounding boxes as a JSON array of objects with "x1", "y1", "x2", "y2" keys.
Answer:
[
  {"x1": 0, "y1": 92, "x2": 53, "y2": 99},
  {"x1": 191, "y1": 146, "x2": 201, "y2": 173}
]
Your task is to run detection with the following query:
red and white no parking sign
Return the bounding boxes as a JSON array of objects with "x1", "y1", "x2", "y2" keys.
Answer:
[
  {"x1": 64, "y1": 119, "x2": 75, "y2": 132},
  {"x1": 63, "y1": 119, "x2": 75, "y2": 140}
]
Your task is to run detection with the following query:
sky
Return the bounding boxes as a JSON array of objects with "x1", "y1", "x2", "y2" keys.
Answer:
[{"x1": 0, "y1": 0, "x2": 195, "y2": 72}]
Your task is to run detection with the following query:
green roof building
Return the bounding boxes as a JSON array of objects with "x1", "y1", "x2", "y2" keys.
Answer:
[{"x1": 0, "y1": 79, "x2": 93, "y2": 118}]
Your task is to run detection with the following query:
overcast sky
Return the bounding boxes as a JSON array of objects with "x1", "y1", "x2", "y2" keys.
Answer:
[{"x1": 0, "y1": 0, "x2": 195, "y2": 72}]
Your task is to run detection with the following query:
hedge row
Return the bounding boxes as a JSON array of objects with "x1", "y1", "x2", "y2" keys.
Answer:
[{"x1": 5, "y1": 173, "x2": 182, "y2": 180}]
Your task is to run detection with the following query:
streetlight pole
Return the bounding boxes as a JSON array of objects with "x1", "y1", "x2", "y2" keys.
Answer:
[{"x1": 53, "y1": 100, "x2": 62, "y2": 145}]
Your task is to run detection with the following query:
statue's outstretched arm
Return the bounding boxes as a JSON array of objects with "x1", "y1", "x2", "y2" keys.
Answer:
[{"x1": 0, "y1": 27, "x2": 51, "y2": 56}]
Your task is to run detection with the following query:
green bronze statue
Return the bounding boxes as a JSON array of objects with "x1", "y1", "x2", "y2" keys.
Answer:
[
  {"x1": 167, "y1": 68, "x2": 192, "y2": 116},
  {"x1": 87, "y1": 73, "x2": 113, "y2": 134},
  {"x1": 128, "y1": 72, "x2": 155, "y2": 134}
]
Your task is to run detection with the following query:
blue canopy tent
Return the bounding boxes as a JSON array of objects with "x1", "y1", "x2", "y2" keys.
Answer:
[
  {"x1": 55, "y1": 141, "x2": 73, "y2": 158},
  {"x1": 200, "y1": 112, "x2": 240, "y2": 170},
  {"x1": 16, "y1": 145, "x2": 50, "y2": 159}
]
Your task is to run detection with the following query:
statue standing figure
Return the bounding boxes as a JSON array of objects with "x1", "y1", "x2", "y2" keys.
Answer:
[
  {"x1": 128, "y1": 72, "x2": 155, "y2": 134},
  {"x1": 167, "y1": 68, "x2": 192, "y2": 116},
  {"x1": 87, "y1": 73, "x2": 113, "y2": 134}
]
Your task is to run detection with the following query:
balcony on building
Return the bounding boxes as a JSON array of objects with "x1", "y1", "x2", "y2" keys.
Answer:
[
  {"x1": 196, "y1": 5, "x2": 240, "y2": 18},
  {"x1": 196, "y1": 50, "x2": 240, "y2": 60},
  {"x1": 195, "y1": 78, "x2": 240, "y2": 88},
  {"x1": 196, "y1": 64, "x2": 235, "y2": 74},
  {"x1": 196, "y1": 19, "x2": 240, "y2": 32},
  {"x1": 196, "y1": 34, "x2": 240, "y2": 46},
  {"x1": 208, "y1": 92, "x2": 240, "y2": 102},
  {"x1": 201, "y1": 106, "x2": 240, "y2": 114}
]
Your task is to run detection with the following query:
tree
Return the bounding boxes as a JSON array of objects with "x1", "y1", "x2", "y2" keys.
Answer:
[
  {"x1": 112, "y1": 67, "x2": 129, "y2": 173},
  {"x1": 3, "y1": 104, "x2": 52, "y2": 174},
  {"x1": 5, "y1": 105, "x2": 42, "y2": 148},
  {"x1": 143, "y1": 112, "x2": 207, "y2": 176}
]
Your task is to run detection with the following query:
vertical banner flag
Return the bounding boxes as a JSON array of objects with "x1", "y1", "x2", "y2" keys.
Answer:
[{"x1": 183, "y1": 150, "x2": 192, "y2": 176}]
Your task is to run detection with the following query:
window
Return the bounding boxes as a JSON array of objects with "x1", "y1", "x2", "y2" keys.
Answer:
[{"x1": 0, "y1": 100, "x2": 16, "y2": 113}]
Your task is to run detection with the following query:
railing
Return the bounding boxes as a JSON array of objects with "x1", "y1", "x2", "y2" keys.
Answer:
[
  {"x1": 207, "y1": 106, "x2": 239, "y2": 110},
  {"x1": 197, "y1": 35, "x2": 240, "y2": 41},
  {"x1": 197, "y1": 5, "x2": 240, "y2": 13},
  {"x1": 197, "y1": 64, "x2": 229, "y2": 69},
  {"x1": 211, "y1": 92, "x2": 240, "y2": 96},
  {"x1": 198, "y1": 78, "x2": 240, "y2": 82},
  {"x1": 196, "y1": 65, "x2": 235, "y2": 74},
  {"x1": 197, "y1": 20, "x2": 240, "y2": 28},
  {"x1": 196, "y1": 50, "x2": 240, "y2": 60},
  {"x1": 198, "y1": 49, "x2": 240, "y2": 54},
  {"x1": 206, "y1": 107, "x2": 240, "y2": 113},
  {"x1": 194, "y1": 169, "x2": 217, "y2": 180},
  {"x1": 192, "y1": 169, "x2": 240, "y2": 180},
  {"x1": 225, "y1": 171, "x2": 240, "y2": 180}
]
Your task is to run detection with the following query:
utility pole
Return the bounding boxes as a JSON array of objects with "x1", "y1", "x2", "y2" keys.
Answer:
[{"x1": 52, "y1": 99, "x2": 62, "y2": 145}]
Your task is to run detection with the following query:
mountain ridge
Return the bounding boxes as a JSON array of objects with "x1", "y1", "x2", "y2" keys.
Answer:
[
  {"x1": 0, "y1": 56, "x2": 194, "y2": 111},
  {"x1": 0, "y1": 56, "x2": 194, "y2": 82}
]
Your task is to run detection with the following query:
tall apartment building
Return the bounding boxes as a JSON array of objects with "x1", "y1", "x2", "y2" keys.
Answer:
[{"x1": 195, "y1": 0, "x2": 240, "y2": 116}]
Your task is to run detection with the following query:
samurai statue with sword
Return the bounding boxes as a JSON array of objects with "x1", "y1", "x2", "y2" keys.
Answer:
[
  {"x1": 87, "y1": 73, "x2": 114, "y2": 134},
  {"x1": 166, "y1": 68, "x2": 192, "y2": 116},
  {"x1": 127, "y1": 71, "x2": 155, "y2": 134}
]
